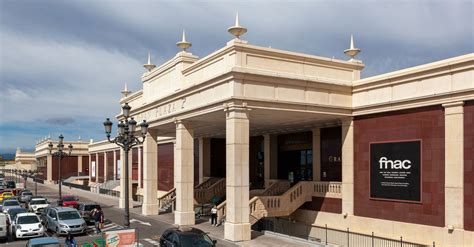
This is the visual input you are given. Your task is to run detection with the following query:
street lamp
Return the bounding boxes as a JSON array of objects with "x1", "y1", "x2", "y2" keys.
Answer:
[
  {"x1": 48, "y1": 134, "x2": 73, "y2": 201},
  {"x1": 103, "y1": 103, "x2": 148, "y2": 227}
]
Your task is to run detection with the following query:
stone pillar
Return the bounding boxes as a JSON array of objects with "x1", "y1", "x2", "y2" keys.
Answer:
[
  {"x1": 174, "y1": 120, "x2": 195, "y2": 226},
  {"x1": 119, "y1": 149, "x2": 133, "y2": 209},
  {"x1": 263, "y1": 134, "x2": 271, "y2": 187},
  {"x1": 103, "y1": 152, "x2": 108, "y2": 181},
  {"x1": 341, "y1": 118, "x2": 354, "y2": 216},
  {"x1": 224, "y1": 106, "x2": 251, "y2": 241},
  {"x1": 113, "y1": 150, "x2": 117, "y2": 180},
  {"x1": 312, "y1": 128, "x2": 321, "y2": 181},
  {"x1": 47, "y1": 154, "x2": 53, "y2": 182},
  {"x1": 142, "y1": 130, "x2": 158, "y2": 215},
  {"x1": 138, "y1": 147, "x2": 142, "y2": 188},
  {"x1": 78, "y1": 155, "x2": 83, "y2": 176},
  {"x1": 95, "y1": 153, "x2": 99, "y2": 182},
  {"x1": 270, "y1": 134, "x2": 278, "y2": 180},
  {"x1": 443, "y1": 102, "x2": 464, "y2": 229},
  {"x1": 198, "y1": 137, "x2": 211, "y2": 184}
]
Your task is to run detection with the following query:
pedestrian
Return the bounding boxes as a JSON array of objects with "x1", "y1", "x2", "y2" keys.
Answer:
[
  {"x1": 210, "y1": 205, "x2": 218, "y2": 226},
  {"x1": 65, "y1": 232, "x2": 77, "y2": 247},
  {"x1": 92, "y1": 207, "x2": 104, "y2": 234}
]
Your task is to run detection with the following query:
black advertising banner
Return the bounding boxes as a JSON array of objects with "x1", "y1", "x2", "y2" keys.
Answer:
[{"x1": 370, "y1": 140, "x2": 421, "y2": 202}]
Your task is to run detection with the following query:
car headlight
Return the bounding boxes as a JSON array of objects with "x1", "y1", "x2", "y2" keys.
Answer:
[
  {"x1": 17, "y1": 225, "x2": 21, "y2": 230},
  {"x1": 38, "y1": 224, "x2": 42, "y2": 228},
  {"x1": 81, "y1": 222, "x2": 86, "y2": 227},
  {"x1": 33, "y1": 206, "x2": 37, "y2": 209},
  {"x1": 59, "y1": 224, "x2": 68, "y2": 228}
]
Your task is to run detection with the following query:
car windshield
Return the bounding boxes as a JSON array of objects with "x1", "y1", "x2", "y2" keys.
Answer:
[
  {"x1": 84, "y1": 205, "x2": 100, "y2": 211},
  {"x1": 31, "y1": 199, "x2": 48, "y2": 205},
  {"x1": 2, "y1": 193, "x2": 13, "y2": 196},
  {"x1": 58, "y1": 211, "x2": 80, "y2": 220},
  {"x1": 17, "y1": 215, "x2": 39, "y2": 224},
  {"x1": 31, "y1": 244, "x2": 60, "y2": 247},
  {"x1": 63, "y1": 197, "x2": 75, "y2": 201},
  {"x1": 180, "y1": 233, "x2": 214, "y2": 247},
  {"x1": 23, "y1": 192, "x2": 33, "y2": 196},
  {"x1": 4, "y1": 200, "x2": 20, "y2": 206},
  {"x1": 9, "y1": 209, "x2": 28, "y2": 220}
]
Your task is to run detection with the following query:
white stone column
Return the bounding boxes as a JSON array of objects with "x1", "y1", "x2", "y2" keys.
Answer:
[
  {"x1": 78, "y1": 155, "x2": 83, "y2": 176},
  {"x1": 312, "y1": 128, "x2": 321, "y2": 181},
  {"x1": 88, "y1": 155, "x2": 92, "y2": 181},
  {"x1": 224, "y1": 106, "x2": 251, "y2": 241},
  {"x1": 142, "y1": 130, "x2": 158, "y2": 215},
  {"x1": 103, "y1": 152, "x2": 108, "y2": 181},
  {"x1": 95, "y1": 153, "x2": 99, "y2": 182},
  {"x1": 47, "y1": 154, "x2": 53, "y2": 183},
  {"x1": 174, "y1": 120, "x2": 195, "y2": 226},
  {"x1": 119, "y1": 149, "x2": 133, "y2": 209},
  {"x1": 263, "y1": 134, "x2": 271, "y2": 187},
  {"x1": 198, "y1": 137, "x2": 211, "y2": 184},
  {"x1": 341, "y1": 118, "x2": 354, "y2": 216},
  {"x1": 113, "y1": 150, "x2": 117, "y2": 180},
  {"x1": 443, "y1": 102, "x2": 464, "y2": 229}
]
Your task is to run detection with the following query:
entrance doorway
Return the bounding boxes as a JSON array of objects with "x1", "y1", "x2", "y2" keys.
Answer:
[{"x1": 277, "y1": 132, "x2": 313, "y2": 184}]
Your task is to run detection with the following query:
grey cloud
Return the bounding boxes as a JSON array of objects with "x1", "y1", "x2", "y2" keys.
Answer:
[{"x1": 44, "y1": 117, "x2": 75, "y2": 125}]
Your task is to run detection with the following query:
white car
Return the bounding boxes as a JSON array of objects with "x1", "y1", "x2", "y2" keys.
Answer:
[
  {"x1": 13, "y1": 213, "x2": 45, "y2": 239},
  {"x1": 28, "y1": 198, "x2": 49, "y2": 214}
]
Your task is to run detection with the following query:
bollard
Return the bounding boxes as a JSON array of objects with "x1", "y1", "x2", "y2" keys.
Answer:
[
  {"x1": 347, "y1": 228, "x2": 350, "y2": 247},
  {"x1": 325, "y1": 224, "x2": 328, "y2": 245},
  {"x1": 400, "y1": 236, "x2": 403, "y2": 247},
  {"x1": 371, "y1": 232, "x2": 374, "y2": 247}
]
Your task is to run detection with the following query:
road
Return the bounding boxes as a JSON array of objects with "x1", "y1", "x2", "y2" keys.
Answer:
[{"x1": 3, "y1": 177, "x2": 237, "y2": 247}]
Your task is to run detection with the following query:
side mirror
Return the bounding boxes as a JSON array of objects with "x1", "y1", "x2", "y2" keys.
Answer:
[{"x1": 212, "y1": 240, "x2": 217, "y2": 245}]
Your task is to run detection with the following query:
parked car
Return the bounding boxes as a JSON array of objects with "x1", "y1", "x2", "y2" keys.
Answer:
[
  {"x1": 12, "y1": 213, "x2": 45, "y2": 240},
  {"x1": 26, "y1": 236, "x2": 61, "y2": 247},
  {"x1": 20, "y1": 190, "x2": 33, "y2": 203},
  {"x1": 0, "y1": 191, "x2": 14, "y2": 203},
  {"x1": 77, "y1": 202, "x2": 101, "y2": 224},
  {"x1": 1, "y1": 199, "x2": 21, "y2": 213},
  {"x1": 28, "y1": 198, "x2": 49, "y2": 214},
  {"x1": 60, "y1": 195, "x2": 79, "y2": 208},
  {"x1": 0, "y1": 213, "x2": 7, "y2": 242},
  {"x1": 6, "y1": 207, "x2": 28, "y2": 234},
  {"x1": 26, "y1": 196, "x2": 46, "y2": 208},
  {"x1": 159, "y1": 227, "x2": 217, "y2": 247},
  {"x1": 44, "y1": 207, "x2": 86, "y2": 235},
  {"x1": 4, "y1": 181, "x2": 15, "y2": 189}
]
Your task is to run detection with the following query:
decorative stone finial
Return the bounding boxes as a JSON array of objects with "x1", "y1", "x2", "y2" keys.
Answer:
[
  {"x1": 176, "y1": 30, "x2": 192, "y2": 51},
  {"x1": 344, "y1": 34, "x2": 361, "y2": 61},
  {"x1": 121, "y1": 83, "x2": 132, "y2": 98},
  {"x1": 227, "y1": 12, "x2": 247, "y2": 39},
  {"x1": 143, "y1": 52, "x2": 156, "y2": 72}
]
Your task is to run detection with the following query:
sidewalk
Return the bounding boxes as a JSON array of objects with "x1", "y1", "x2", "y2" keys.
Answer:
[{"x1": 33, "y1": 179, "x2": 323, "y2": 246}]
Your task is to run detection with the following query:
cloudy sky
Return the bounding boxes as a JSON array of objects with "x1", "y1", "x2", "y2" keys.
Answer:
[{"x1": 0, "y1": 0, "x2": 472, "y2": 154}]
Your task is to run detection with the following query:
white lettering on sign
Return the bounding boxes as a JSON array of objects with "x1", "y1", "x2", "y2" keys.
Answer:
[
  {"x1": 134, "y1": 97, "x2": 187, "y2": 122},
  {"x1": 379, "y1": 157, "x2": 411, "y2": 169}
]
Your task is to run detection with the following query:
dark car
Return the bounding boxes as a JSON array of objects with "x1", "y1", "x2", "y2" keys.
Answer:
[
  {"x1": 159, "y1": 227, "x2": 216, "y2": 247},
  {"x1": 77, "y1": 202, "x2": 101, "y2": 224},
  {"x1": 4, "y1": 181, "x2": 15, "y2": 189}
]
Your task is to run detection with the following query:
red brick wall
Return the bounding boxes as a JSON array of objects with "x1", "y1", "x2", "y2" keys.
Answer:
[
  {"x1": 82, "y1": 156, "x2": 89, "y2": 175},
  {"x1": 300, "y1": 197, "x2": 342, "y2": 213},
  {"x1": 140, "y1": 147, "x2": 144, "y2": 188},
  {"x1": 37, "y1": 156, "x2": 47, "y2": 180},
  {"x1": 98, "y1": 153, "x2": 104, "y2": 183},
  {"x1": 132, "y1": 148, "x2": 138, "y2": 181},
  {"x1": 354, "y1": 106, "x2": 445, "y2": 227},
  {"x1": 464, "y1": 100, "x2": 474, "y2": 231},
  {"x1": 106, "y1": 151, "x2": 114, "y2": 181},
  {"x1": 52, "y1": 156, "x2": 78, "y2": 181},
  {"x1": 158, "y1": 143, "x2": 174, "y2": 191}
]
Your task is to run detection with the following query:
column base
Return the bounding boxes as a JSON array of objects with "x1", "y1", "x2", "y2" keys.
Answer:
[
  {"x1": 174, "y1": 211, "x2": 195, "y2": 226},
  {"x1": 118, "y1": 199, "x2": 134, "y2": 209},
  {"x1": 224, "y1": 222, "x2": 251, "y2": 241},
  {"x1": 142, "y1": 203, "x2": 158, "y2": 216}
]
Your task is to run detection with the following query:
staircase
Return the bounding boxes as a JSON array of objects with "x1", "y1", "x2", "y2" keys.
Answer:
[
  {"x1": 217, "y1": 181, "x2": 342, "y2": 225},
  {"x1": 157, "y1": 177, "x2": 226, "y2": 213}
]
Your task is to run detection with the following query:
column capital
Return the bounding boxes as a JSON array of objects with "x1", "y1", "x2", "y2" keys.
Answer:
[
  {"x1": 340, "y1": 117, "x2": 354, "y2": 126},
  {"x1": 224, "y1": 102, "x2": 251, "y2": 119},
  {"x1": 443, "y1": 101, "x2": 464, "y2": 116},
  {"x1": 442, "y1": 101, "x2": 464, "y2": 108}
]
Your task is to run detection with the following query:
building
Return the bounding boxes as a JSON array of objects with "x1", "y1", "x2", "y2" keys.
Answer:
[
  {"x1": 30, "y1": 19, "x2": 473, "y2": 246},
  {"x1": 14, "y1": 148, "x2": 36, "y2": 171}
]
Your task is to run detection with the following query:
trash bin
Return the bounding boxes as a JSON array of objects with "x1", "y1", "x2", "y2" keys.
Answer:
[
  {"x1": 80, "y1": 243, "x2": 94, "y2": 247},
  {"x1": 93, "y1": 238, "x2": 106, "y2": 247}
]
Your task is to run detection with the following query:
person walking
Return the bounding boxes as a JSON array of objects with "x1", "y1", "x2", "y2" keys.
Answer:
[
  {"x1": 65, "y1": 232, "x2": 77, "y2": 247},
  {"x1": 210, "y1": 205, "x2": 218, "y2": 226},
  {"x1": 91, "y1": 207, "x2": 104, "y2": 234}
]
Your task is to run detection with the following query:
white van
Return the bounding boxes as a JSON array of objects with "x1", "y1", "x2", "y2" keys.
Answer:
[{"x1": 0, "y1": 213, "x2": 7, "y2": 242}]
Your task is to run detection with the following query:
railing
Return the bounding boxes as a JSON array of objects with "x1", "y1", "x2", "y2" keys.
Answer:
[
  {"x1": 195, "y1": 178, "x2": 226, "y2": 204},
  {"x1": 259, "y1": 218, "x2": 433, "y2": 247},
  {"x1": 261, "y1": 180, "x2": 291, "y2": 196},
  {"x1": 158, "y1": 188, "x2": 176, "y2": 211},
  {"x1": 62, "y1": 181, "x2": 90, "y2": 191},
  {"x1": 98, "y1": 188, "x2": 120, "y2": 197},
  {"x1": 216, "y1": 201, "x2": 226, "y2": 224},
  {"x1": 194, "y1": 177, "x2": 220, "y2": 189},
  {"x1": 312, "y1": 181, "x2": 342, "y2": 198}
]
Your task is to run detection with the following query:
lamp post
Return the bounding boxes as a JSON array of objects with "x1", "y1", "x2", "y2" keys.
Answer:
[
  {"x1": 103, "y1": 103, "x2": 148, "y2": 227},
  {"x1": 48, "y1": 134, "x2": 73, "y2": 201}
]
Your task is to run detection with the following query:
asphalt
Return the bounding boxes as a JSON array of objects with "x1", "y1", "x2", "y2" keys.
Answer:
[{"x1": 2, "y1": 174, "x2": 323, "y2": 246}]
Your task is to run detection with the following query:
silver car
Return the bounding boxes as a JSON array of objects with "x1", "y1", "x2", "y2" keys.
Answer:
[
  {"x1": 20, "y1": 191, "x2": 33, "y2": 203},
  {"x1": 44, "y1": 207, "x2": 86, "y2": 235},
  {"x1": 2, "y1": 199, "x2": 21, "y2": 213}
]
